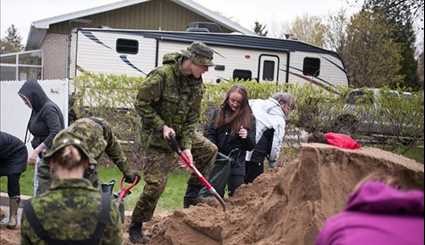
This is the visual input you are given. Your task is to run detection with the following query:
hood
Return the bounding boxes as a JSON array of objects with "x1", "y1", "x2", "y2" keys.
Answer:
[
  {"x1": 18, "y1": 80, "x2": 49, "y2": 112},
  {"x1": 346, "y1": 181, "x2": 424, "y2": 216}
]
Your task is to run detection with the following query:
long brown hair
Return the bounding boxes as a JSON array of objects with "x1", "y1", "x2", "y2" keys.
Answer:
[{"x1": 215, "y1": 85, "x2": 252, "y2": 134}]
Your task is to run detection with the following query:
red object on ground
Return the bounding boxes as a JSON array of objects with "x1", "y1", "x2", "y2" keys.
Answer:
[{"x1": 325, "y1": 132, "x2": 362, "y2": 150}]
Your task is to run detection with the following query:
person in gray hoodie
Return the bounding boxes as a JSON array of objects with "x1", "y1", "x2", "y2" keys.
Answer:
[{"x1": 18, "y1": 80, "x2": 65, "y2": 195}]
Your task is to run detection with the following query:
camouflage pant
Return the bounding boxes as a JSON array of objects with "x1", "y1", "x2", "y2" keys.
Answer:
[{"x1": 131, "y1": 132, "x2": 217, "y2": 223}]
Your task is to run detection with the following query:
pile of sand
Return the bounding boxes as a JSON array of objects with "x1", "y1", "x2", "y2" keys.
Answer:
[
  {"x1": 2, "y1": 144, "x2": 422, "y2": 245},
  {"x1": 146, "y1": 143, "x2": 424, "y2": 245}
]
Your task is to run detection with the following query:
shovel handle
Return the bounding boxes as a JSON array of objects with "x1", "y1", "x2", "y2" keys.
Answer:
[{"x1": 168, "y1": 135, "x2": 226, "y2": 211}]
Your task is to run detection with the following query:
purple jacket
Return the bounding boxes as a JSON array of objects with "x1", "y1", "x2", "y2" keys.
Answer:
[{"x1": 316, "y1": 181, "x2": 424, "y2": 245}]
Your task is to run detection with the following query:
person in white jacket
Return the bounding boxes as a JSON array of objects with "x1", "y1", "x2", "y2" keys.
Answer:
[{"x1": 245, "y1": 92, "x2": 295, "y2": 183}]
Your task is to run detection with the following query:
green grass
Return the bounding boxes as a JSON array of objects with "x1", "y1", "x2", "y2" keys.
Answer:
[
  {"x1": 392, "y1": 146, "x2": 424, "y2": 163},
  {"x1": 0, "y1": 166, "x2": 189, "y2": 213}
]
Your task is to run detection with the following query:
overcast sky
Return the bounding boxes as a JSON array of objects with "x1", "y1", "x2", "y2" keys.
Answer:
[{"x1": 1, "y1": 0, "x2": 362, "y2": 42}]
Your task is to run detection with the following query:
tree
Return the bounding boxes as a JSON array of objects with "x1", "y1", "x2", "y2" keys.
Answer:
[
  {"x1": 287, "y1": 14, "x2": 328, "y2": 47},
  {"x1": 254, "y1": 21, "x2": 268, "y2": 36},
  {"x1": 324, "y1": 8, "x2": 348, "y2": 55},
  {"x1": 0, "y1": 24, "x2": 23, "y2": 54},
  {"x1": 343, "y1": 10, "x2": 403, "y2": 88},
  {"x1": 418, "y1": 52, "x2": 424, "y2": 88},
  {"x1": 363, "y1": 0, "x2": 420, "y2": 87}
]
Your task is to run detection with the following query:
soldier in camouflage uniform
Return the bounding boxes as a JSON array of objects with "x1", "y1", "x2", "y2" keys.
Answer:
[
  {"x1": 37, "y1": 117, "x2": 139, "y2": 195},
  {"x1": 129, "y1": 42, "x2": 218, "y2": 243},
  {"x1": 21, "y1": 132, "x2": 122, "y2": 245}
]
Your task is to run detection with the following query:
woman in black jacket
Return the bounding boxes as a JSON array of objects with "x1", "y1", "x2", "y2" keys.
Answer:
[
  {"x1": 0, "y1": 131, "x2": 28, "y2": 229},
  {"x1": 18, "y1": 80, "x2": 65, "y2": 195},
  {"x1": 207, "y1": 85, "x2": 256, "y2": 196}
]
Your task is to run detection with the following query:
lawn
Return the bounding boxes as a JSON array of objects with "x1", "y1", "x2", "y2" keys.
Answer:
[{"x1": 0, "y1": 166, "x2": 189, "y2": 214}]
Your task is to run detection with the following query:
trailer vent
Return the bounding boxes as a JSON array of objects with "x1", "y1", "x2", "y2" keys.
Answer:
[{"x1": 116, "y1": 39, "x2": 139, "y2": 54}]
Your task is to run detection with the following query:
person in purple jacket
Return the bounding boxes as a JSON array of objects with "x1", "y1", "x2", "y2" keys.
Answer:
[{"x1": 316, "y1": 173, "x2": 424, "y2": 245}]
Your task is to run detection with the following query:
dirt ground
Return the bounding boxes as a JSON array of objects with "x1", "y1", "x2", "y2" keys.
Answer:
[{"x1": 1, "y1": 143, "x2": 423, "y2": 245}]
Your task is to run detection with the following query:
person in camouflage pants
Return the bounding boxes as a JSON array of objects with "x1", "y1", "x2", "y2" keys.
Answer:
[
  {"x1": 129, "y1": 42, "x2": 218, "y2": 243},
  {"x1": 21, "y1": 131, "x2": 122, "y2": 244},
  {"x1": 36, "y1": 117, "x2": 139, "y2": 195}
]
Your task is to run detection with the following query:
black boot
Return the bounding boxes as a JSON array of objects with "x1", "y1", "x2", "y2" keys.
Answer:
[
  {"x1": 183, "y1": 197, "x2": 199, "y2": 208},
  {"x1": 129, "y1": 222, "x2": 144, "y2": 244},
  {"x1": 183, "y1": 184, "x2": 202, "y2": 208}
]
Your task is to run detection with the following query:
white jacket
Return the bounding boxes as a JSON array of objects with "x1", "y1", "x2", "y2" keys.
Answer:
[{"x1": 246, "y1": 98, "x2": 287, "y2": 167}]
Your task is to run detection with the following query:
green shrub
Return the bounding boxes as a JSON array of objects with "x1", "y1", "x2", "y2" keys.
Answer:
[{"x1": 72, "y1": 73, "x2": 424, "y2": 167}]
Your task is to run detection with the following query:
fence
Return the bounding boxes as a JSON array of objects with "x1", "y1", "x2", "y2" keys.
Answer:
[{"x1": 0, "y1": 80, "x2": 69, "y2": 150}]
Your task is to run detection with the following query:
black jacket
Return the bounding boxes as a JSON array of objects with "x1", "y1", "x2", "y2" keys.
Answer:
[
  {"x1": 18, "y1": 80, "x2": 65, "y2": 149},
  {"x1": 0, "y1": 131, "x2": 28, "y2": 175},
  {"x1": 207, "y1": 110, "x2": 256, "y2": 175}
]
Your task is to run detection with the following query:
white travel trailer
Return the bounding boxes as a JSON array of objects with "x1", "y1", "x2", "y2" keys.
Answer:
[{"x1": 70, "y1": 28, "x2": 348, "y2": 91}]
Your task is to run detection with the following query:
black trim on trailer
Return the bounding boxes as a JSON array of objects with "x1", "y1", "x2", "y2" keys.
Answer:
[
  {"x1": 74, "y1": 31, "x2": 79, "y2": 78},
  {"x1": 257, "y1": 54, "x2": 280, "y2": 84},
  {"x1": 80, "y1": 31, "x2": 112, "y2": 49},
  {"x1": 321, "y1": 56, "x2": 347, "y2": 74},
  {"x1": 119, "y1": 55, "x2": 147, "y2": 75},
  {"x1": 288, "y1": 65, "x2": 336, "y2": 88},
  {"x1": 286, "y1": 52, "x2": 291, "y2": 83},
  {"x1": 155, "y1": 39, "x2": 159, "y2": 67},
  {"x1": 75, "y1": 28, "x2": 339, "y2": 58}
]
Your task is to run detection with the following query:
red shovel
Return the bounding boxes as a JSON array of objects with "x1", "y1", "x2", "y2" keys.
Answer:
[
  {"x1": 168, "y1": 136, "x2": 226, "y2": 211},
  {"x1": 117, "y1": 175, "x2": 140, "y2": 201}
]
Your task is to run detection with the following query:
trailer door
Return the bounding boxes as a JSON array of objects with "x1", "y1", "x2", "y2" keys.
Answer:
[{"x1": 259, "y1": 55, "x2": 279, "y2": 83}]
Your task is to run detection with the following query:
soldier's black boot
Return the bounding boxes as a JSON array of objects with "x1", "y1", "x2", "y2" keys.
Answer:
[
  {"x1": 129, "y1": 221, "x2": 144, "y2": 244},
  {"x1": 183, "y1": 184, "x2": 202, "y2": 208}
]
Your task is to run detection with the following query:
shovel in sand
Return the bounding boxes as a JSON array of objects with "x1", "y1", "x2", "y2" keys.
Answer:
[{"x1": 168, "y1": 135, "x2": 226, "y2": 211}]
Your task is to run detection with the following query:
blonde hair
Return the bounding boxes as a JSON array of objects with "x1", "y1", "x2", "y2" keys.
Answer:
[{"x1": 50, "y1": 145, "x2": 88, "y2": 170}]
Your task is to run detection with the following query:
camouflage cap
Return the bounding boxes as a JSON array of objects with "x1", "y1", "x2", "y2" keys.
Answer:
[
  {"x1": 44, "y1": 131, "x2": 94, "y2": 164},
  {"x1": 44, "y1": 118, "x2": 107, "y2": 165},
  {"x1": 182, "y1": 42, "x2": 214, "y2": 66}
]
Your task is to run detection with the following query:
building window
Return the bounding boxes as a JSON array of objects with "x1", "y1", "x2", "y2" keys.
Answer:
[
  {"x1": 116, "y1": 39, "x2": 139, "y2": 54},
  {"x1": 262, "y1": 60, "x2": 275, "y2": 81},
  {"x1": 303, "y1": 57, "x2": 320, "y2": 77},
  {"x1": 215, "y1": 65, "x2": 225, "y2": 71},
  {"x1": 233, "y1": 69, "x2": 252, "y2": 81}
]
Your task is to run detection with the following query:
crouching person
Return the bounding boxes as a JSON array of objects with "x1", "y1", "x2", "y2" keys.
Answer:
[
  {"x1": 20, "y1": 133, "x2": 122, "y2": 244},
  {"x1": 37, "y1": 117, "x2": 139, "y2": 195},
  {"x1": 0, "y1": 131, "x2": 28, "y2": 229}
]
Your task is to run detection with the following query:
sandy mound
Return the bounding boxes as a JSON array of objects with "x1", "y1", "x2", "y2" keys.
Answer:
[{"x1": 147, "y1": 144, "x2": 424, "y2": 245}]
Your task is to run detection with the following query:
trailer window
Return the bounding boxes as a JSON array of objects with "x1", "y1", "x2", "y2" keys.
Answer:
[
  {"x1": 116, "y1": 39, "x2": 139, "y2": 54},
  {"x1": 303, "y1": 57, "x2": 320, "y2": 77},
  {"x1": 233, "y1": 69, "x2": 252, "y2": 81},
  {"x1": 262, "y1": 60, "x2": 275, "y2": 81},
  {"x1": 215, "y1": 65, "x2": 225, "y2": 71}
]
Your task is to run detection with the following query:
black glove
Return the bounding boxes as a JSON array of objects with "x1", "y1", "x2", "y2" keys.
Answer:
[{"x1": 124, "y1": 171, "x2": 140, "y2": 183}]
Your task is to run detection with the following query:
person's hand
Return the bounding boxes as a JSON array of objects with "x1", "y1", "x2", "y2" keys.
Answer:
[
  {"x1": 124, "y1": 170, "x2": 141, "y2": 183},
  {"x1": 178, "y1": 149, "x2": 193, "y2": 171},
  {"x1": 28, "y1": 151, "x2": 38, "y2": 165},
  {"x1": 239, "y1": 126, "x2": 248, "y2": 139},
  {"x1": 163, "y1": 125, "x2": 176, "y2": 140}
]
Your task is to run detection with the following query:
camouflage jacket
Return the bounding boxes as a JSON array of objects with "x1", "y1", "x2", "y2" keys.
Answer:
[
  {"x1": 135, "y1": 53, "x2": 204, "y2": 151},
  {"x1": 21, "y1": 179, "x2": 122, "y2": 245},
  {"x1": 37, "y1": 117, "x2": 131, "y2": 194},
  {"x1": 62, "y1": 117, "x2": 130, "y2": 174}
]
